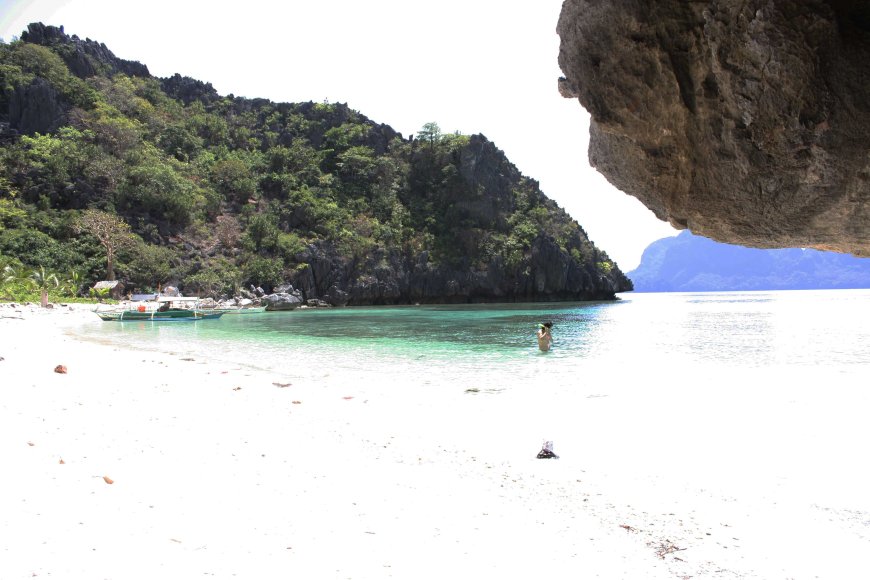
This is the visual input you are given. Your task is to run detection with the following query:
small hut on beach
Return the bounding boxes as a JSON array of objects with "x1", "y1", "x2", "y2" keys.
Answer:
[{"x1": 92, "y1": 280, "x2": 125, "y2": 300}]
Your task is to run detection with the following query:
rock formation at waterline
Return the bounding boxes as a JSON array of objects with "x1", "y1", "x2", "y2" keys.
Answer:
[{"x1": 557, "y1": 1, "x2": 870, "y2": 257}]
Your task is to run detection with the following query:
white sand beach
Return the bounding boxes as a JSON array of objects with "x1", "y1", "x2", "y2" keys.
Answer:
[{"x1": 2, "y1": 302, "x2": 869, "y2": 579}]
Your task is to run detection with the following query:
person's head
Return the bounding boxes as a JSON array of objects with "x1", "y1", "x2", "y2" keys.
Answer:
[{"x1": 543, "y1": 322, "x2": 553, "y2": 329}]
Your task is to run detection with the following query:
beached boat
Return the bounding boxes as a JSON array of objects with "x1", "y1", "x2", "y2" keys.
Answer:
[{"x1": 95, "y1": 296, "x2": 225, "y2": 321}]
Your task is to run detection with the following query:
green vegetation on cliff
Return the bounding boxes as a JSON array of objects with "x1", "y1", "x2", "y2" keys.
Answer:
[{"x1": 0, "y1": 23, "x2": 630, "y2": 304}]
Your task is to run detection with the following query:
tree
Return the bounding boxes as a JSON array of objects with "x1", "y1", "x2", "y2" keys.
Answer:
[
  {"x1": 211, "y1": 156, "x2": 258, "y2": 205},
  {"x1": 62, "y1": 268, "x2": 84, "y2": 297},
  {"x1": 75, "y1": 209, "x2": 133, "y2": 281},
  {"x1": 416, "y1": 122, "x2": 442, "y2": 145},
  {"x1": 1, "y1": 263, "x2": 31, "y2": 300},
  {"x1": 126, "y1": 241, "x2": 176, "y2": 290},
  {"x1": 31, "y1": 265, "x2": 59, "y2": 307}
]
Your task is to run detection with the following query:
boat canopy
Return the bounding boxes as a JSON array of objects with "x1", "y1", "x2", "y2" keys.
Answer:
[
  {"x1": 131, "y1": 293, "x2": 158, "y2": 301},
  {"x1": 154, "y1": 296, "x2": 200, "y2": 303}
]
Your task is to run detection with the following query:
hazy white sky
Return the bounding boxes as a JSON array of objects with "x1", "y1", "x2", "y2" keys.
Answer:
[{"x1": 0, "y1": 0, "x2": 677, "y2": 270}]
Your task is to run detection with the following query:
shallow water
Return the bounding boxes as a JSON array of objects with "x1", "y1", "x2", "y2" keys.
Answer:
[{"x1": 73, "y1": 289, "x2": 870, "y2": 390}]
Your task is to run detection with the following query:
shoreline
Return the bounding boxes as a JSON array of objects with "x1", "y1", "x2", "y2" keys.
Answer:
[{"x1": 2, "y1": 302, "x2": 869, "y2": 579}]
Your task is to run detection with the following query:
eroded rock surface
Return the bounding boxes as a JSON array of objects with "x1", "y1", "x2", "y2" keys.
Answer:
[{"x1": 557, "y1": 0, "x2": 870, "y2": 256}]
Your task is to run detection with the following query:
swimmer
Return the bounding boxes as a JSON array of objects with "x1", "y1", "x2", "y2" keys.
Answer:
[{"x1": 537, "y1": 322, "x2": 553, "y2": 351}]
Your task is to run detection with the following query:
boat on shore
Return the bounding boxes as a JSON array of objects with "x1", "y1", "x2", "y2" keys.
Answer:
[{"x1": 95, "y1": 296, "x2": 225, "y2": 321}]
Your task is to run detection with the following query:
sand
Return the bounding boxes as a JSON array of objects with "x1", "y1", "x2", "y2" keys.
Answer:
[{"x1": 2, "y1": 302, "x2": 869, "y2": 579}]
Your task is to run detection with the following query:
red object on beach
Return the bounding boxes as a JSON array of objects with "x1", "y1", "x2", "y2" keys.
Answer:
[
  {"x1": 54, "y1": 365, "x2": 67, "y2": 374},
  {"x1": 103, "y1": 475, "x2": 114, "y2": 484}
]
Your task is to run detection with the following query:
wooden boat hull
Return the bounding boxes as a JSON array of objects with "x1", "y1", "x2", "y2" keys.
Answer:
[{"x1": 96, "y1": 309, "x2": 225, "y2": 321}]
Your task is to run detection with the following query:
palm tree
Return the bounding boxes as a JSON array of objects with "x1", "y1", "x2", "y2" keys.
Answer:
[
  {"x1": 31, "y1": 266, "x2": 60, "y2": 308},
  {"x1": 2, "y1": 263, "x2": 31, "y2": 300},
  {"x1": 63, "y1": 268, "x2": 84, "y2": 297}
]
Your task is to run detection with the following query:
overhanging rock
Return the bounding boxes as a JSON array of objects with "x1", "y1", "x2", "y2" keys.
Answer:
[{"x1": 557, "y1": 0, "x2": 870, "y2": 256}]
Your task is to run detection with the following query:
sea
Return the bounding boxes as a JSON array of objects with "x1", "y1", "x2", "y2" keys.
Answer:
[
  {"x1": 72, "y1": 289, "x2": 870, "y2": 389},
  {"x1": 69, "y1": 289, "x2": 870, "y2": 576}
]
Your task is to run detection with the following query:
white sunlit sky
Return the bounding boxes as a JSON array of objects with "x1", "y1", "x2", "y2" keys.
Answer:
[{"x1": 0, "y1": 0, "x2": 678, "y2": 271}]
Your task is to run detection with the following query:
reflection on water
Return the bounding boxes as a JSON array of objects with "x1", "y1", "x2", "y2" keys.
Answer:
[{"x1": 685, "y1": 310, "x2": 774, "y2": 363}]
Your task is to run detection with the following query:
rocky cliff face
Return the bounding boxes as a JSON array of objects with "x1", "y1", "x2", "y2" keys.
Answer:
[
  {"x1": 5, "y1": 23, "x2": 150, "y2": 135},
  {"x1": 20, "y1": 23, "x2": 149, "y2": 79},
  {"x1": 290, "y1": 235, "x2": 627, "y2": 306},
  {"x1": 289, "y1": 135, "x2": 631, "y2": 305},
  {"x1": 557, "y1": 1, "x2": 870, "y2": 257}
]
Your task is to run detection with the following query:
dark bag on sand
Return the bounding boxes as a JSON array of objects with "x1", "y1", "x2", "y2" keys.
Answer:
[{"x1": 536, "y1": 440, "x2": 559, "y2": 459}]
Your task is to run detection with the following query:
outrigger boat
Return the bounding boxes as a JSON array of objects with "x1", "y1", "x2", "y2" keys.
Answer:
[{"x1": 95, "y1": 296, "x2": 225, "y2": 321}]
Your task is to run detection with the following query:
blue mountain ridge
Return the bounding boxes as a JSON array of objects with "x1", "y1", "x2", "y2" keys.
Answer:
[{"x1": 626, "y1": 230, "x2": 870, "y2": 292}]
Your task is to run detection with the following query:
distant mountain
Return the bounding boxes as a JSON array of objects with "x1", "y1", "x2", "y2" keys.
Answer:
[{"x1": 627, "y1": 231, "x2": 870, "y2": 292}]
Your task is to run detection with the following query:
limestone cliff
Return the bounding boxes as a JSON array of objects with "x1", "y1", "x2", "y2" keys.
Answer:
[
  {"x1": 557, "y1": 1, "x2": 870, "y2": 257},
  {"x1": 0, "y1": 23, "x2": 630, "y2": 304}
]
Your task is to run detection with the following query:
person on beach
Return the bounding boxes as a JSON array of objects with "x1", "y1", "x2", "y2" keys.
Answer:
[{"x1": 537, "y1": 322, "x2": 553, "y2": 352}]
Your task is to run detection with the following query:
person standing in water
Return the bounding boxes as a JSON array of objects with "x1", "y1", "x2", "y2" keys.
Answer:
[{"x1": 537, "y1": 322, "x2": 553, "y2": 351}]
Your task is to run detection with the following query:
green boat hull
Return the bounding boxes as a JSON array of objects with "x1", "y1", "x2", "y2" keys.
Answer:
[{"x1": 96, "y1": 309, "x2": 225, "y2": 321}]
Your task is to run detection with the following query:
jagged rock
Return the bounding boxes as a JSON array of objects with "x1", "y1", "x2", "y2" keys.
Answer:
[
  {"x1": 0, "y1": 121, "x2": 18, "y2": 144},
  {"x1": 9, "y1": 78, "x2": 64, "y2": 135},
  {"x1": 20, "y1": 23, "x2": 149, "y2": 79},
  {"x1": 160, "y1": 74, "x2": 221, "y2": 106},
  {"x1": 273, "y1": 283, "x2": 300, "y2": 295},
  {"x1": 262, "y1": 292, "x2": 302, "y2": 311},
  {"x1": 197, "y1": 297, "x2": 217, "y2": 309},
  {"x1": 557, "y1": 1, "x2": 870, "y2": 257},
  {"x1": 326, "y1": 285, "x2": 350, "y2": 307},
  {"x1": 277, "y1": 232, "x2": 628, "y2": 306}
]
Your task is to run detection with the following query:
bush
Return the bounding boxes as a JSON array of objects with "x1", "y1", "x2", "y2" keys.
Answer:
[
  {"x1": 183, "y1": 258, "x2": 242, "y2": 297},
  {"x1": 243, "y1": 255, "x2": 284, "y2": 291}
]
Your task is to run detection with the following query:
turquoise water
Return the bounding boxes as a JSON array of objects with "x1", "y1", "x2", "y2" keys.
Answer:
[{"x1": 72, "y1": 289, "x2": 870, "y2": 390}]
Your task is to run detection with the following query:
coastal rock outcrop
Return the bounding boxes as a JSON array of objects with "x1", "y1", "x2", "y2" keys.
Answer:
[
  {"x1": 262, "y1": 292, "x2": 303, "y2": 311},
  {"x1": 557, "y1": 1, "x2": 870, "y2": 257},
  {"x1": 283, "y1": 231, "x2": 626, "y2": 306}
]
